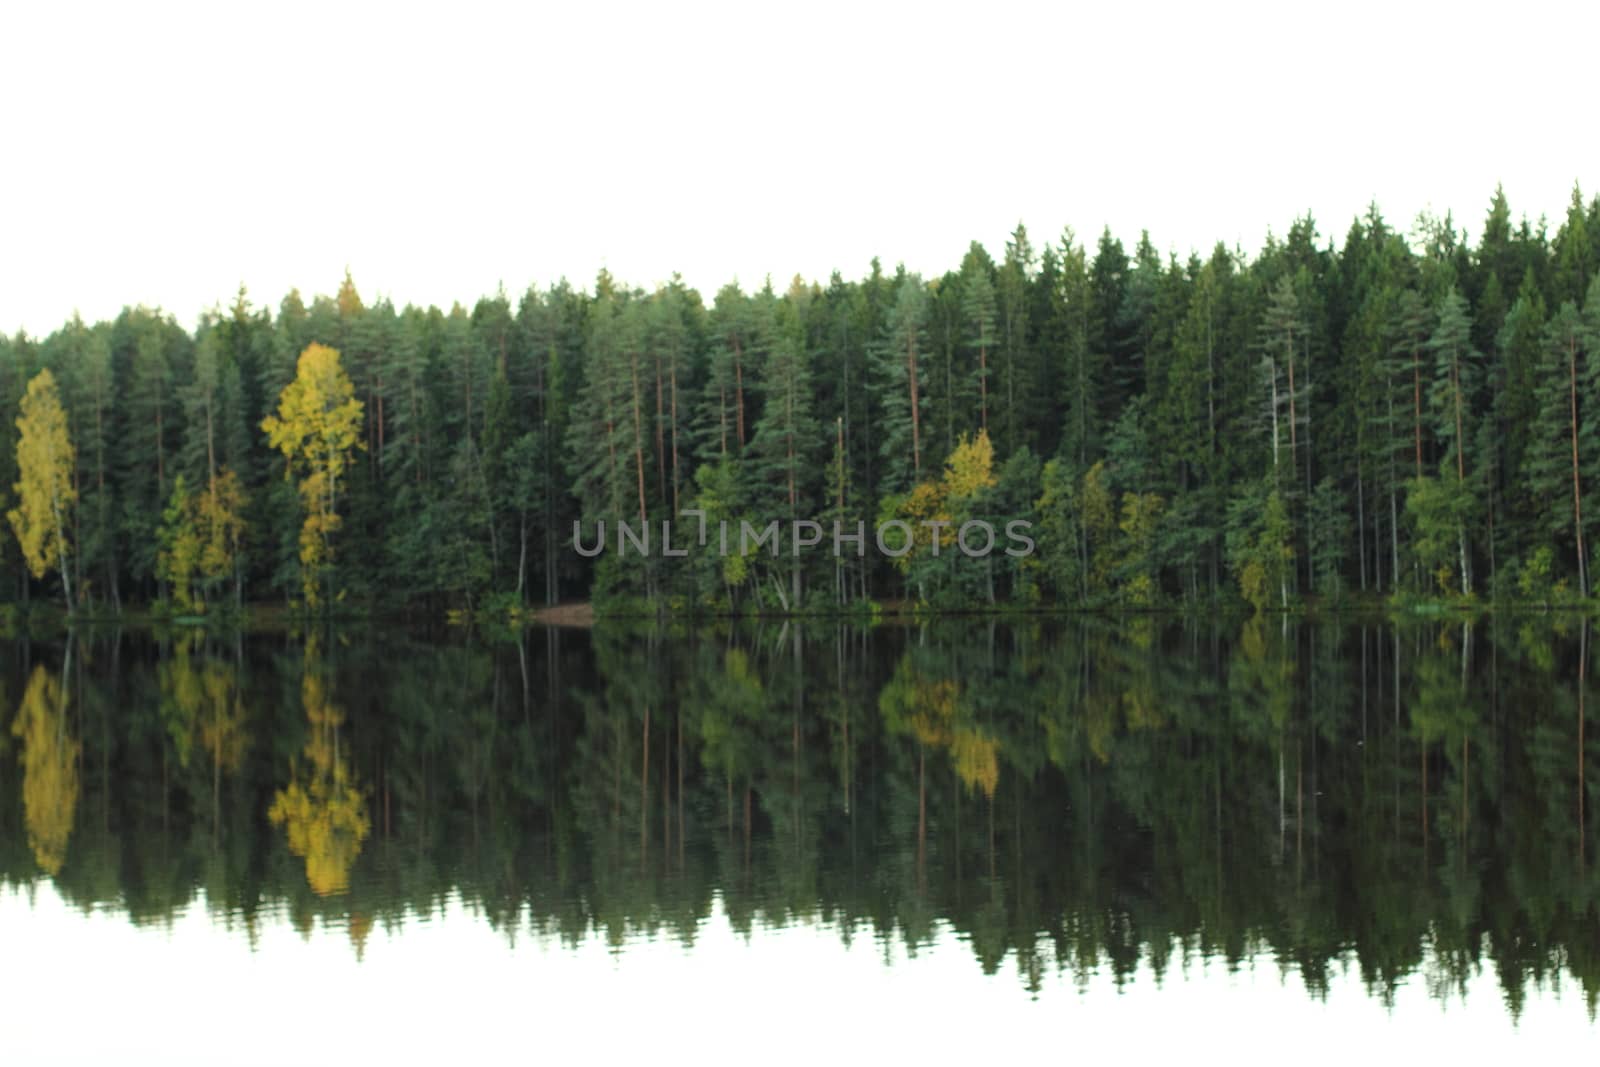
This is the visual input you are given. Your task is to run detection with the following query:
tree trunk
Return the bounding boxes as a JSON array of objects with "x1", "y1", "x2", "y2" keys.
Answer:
[
  {"x1": 1570, "y1": 334, "x2": 1589, "y2": 597},
  {"x1": 1356, "y1": 466, "x2": 1367, "y2": 591},
  {"x1": 1452, "y1": 352, "x2": 1470, "y2": 595},
  {"x1": 732, "y1": 335, "x2": 746, "y2": 448},
  {"x1": 1269, "y1": 358, "x2": 1282, "y2": 474},
  {"x1": 979, "y1": 343, "x2": 988, "y2": 432},
  {"x1": 630, "y1": 350, "x2": 650, "y2": 596},
  {"x1": 516, "y1": 516, "x2": 528, "y2": 601},
  {"x1": 907, "y1": 326, "x2": 922, "y2": 479},
  {"x1": 52, "y1": 495, "x2": 72, "y2": 614},
  {"x1": 1412, "y1": 340, "x2": 1423, "y2": 477},
  {"x1": 1387, "y1": 391, "x2": 1401, "y2": 591},
  {"x1": 653, "y1": 352, "x2": 666, "y2": 505},
  {"x1": 670, "y1": 352, "x2": 681, "y2": 515}
]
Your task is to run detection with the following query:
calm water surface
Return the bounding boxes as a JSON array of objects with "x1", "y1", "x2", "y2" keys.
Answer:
[{"x1": 1, "y1": 618, "x2": 1597, "y2": 1062}]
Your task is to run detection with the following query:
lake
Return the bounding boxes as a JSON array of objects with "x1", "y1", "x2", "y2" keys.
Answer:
[{"x1": 1, "y1": 617, "x2": 1597, "y2": 1062}]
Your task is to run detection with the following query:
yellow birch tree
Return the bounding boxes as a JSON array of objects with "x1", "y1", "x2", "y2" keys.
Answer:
[
  {"x1": 9, "y1": 369, "x2": 77, "y2": 611},
  {"x1": 261, "y1": 344, "x2": 363, "y2": 609},
  {"x1": 157, "y1": 468, "x2": 247, "y2": 613},
  {"x1": 269, "y1": 639, "x2": 370, "y2": 896},
  {"x1": 12, "y1": 664, "x2": 78, "y2": 875},
  {"x1": 157, "y1": 475, "x2": 202, "y2": 611}
]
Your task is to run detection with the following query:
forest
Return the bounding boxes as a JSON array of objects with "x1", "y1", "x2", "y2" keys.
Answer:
[{"x1": 3, "y1": 182, "x2": 1600, "y2": 618}]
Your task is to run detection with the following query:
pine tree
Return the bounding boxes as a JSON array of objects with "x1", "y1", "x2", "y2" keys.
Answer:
[
  {"x1": 1553, "y1": 183, "x2": 1593, "y2": 308},
  {"x1": 1053, "y1": 229, "x2": 1099, "y2": 468},
  {"x1": 51, "y1": 316, "x2": 115, "y2": 608},
  {"x1": 997, "y1": 224, "x2": 1037, "y2": 454},
  {"x1": 820, "y1": 416, "x2": 855, "y2": 605},
  {"x1": 1527, "y1": 303, "x2": 1589, "y2": 593},
  {"x1": 649, "y1": 281, "x2": 692, "y2": 515},
  {"x1": 1256, "y1": 278, "x2": 1307, "y2": 486},
  {"x1": 958, "y1": 243, "x2": 997, "y2": 436},
  {"x1": 1391, "y1": 288, "x2": 1432, "y2": 480},
  {"x1": 568, "y1": 275, "x2": 631, "y2": 525},
  {"x1": 876, "y1": 274, "x2": 928, "y2": 495},
  {"x1": 751, "y1": 280, "x2": 817, "y2": 520},
  {"x1": 706, "y1": 282, "x2": 756, "y2": 457},
  {"x1": 1090, "y1": 229, "x2": 1131, "y2": 419},
  {"x1": 120, "y1": 310, "x2": 186, "y2": 594},
  {"x1": 750, "y1": 284, "x2": 817, "y2": 608},
  {"x1": 1426, "y1": 288, "x2": 1480, "y2": 594}
]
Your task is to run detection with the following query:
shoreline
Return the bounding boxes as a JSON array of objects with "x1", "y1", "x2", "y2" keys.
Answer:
[{"x1": 5, "y1": 596, "x2": 1596, "y2": 633}]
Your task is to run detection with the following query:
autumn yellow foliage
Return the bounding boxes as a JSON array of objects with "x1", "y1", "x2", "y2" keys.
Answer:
[
  {"x1": 879, "y1": 655, "x2": 999, "y2": 797},
  {"x1": 886, "y1": 428, "x2": 998, "y2": 572},
  {"x1": 8, "y1": 370, "x2": 77, "y2": 604},
  {"x1": 269, "y1": 667, "x2": 370, "y2": 896},
  {"x1": 261, "y1": 344, "x2": 363, "y2": 609},
  {"x1": 12, "y1": 665, "x2": 78, "y2": 875},
  {"x1": 158, "y1": 638, "x2": 249, "y2": 776}
]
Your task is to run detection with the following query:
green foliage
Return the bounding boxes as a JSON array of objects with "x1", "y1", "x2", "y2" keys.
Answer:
[
  {"x1": 0, "y1": 183, "x2": 1597, "y2": 614},
  {"x1": 1404, "y1": 475, "x2": 1474, "y2": 597},
  {"x1": 156, "y1": 476, "x2": 201, "y2": 611},
  {"x1": 1227, "y1": 481, "x2": 1294, "y2": 613}
]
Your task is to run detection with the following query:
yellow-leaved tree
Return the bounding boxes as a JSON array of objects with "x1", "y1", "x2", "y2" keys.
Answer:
[
  {"x1": 197, "y1": 467, "x2": 247, "y2": 606},
  {"x1": 9, "y1": 369, "x2": 77, "y2": 611},
  {"x1": 881, "y1": 428, "x2": 998, "y2": 580},
  {"x1": 157, "y1": 468, "x2": 248, "y2": 613},
  {"x1": 879, "y1": 653, "x2": 999, "y2": 800},
  {"x1": 261, "y1": 344, "x2": 363, "y2": 610},
  {"x1": 12, "y1": 663, "x2": 78, "y2": 875},
  {"x1": 157, "y1": 475, "x2": 203, "y2": 612},
  {"x1": 269, "y1": 639, "x2": 370, "y2": 896}
]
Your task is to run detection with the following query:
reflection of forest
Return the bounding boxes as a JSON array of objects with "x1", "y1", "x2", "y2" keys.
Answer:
[{"x1": 1, "y1": 619, "x2": 1597, "y2": 1013}]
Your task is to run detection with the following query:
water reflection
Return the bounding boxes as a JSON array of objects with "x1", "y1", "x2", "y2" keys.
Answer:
[
  {"x1": 269, "y1": 638, "x2": 369, "y2": 896},
  {"x1": 0, "y1": 617, "x2": 1596, "y2": 1021},
  {"x1": 13, "y1": 660, "x2": 77, "y2": 875}
]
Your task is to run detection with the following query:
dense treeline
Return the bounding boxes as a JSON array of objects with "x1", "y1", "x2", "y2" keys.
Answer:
[
  {"x1": 5, "y1": 183, "x2": 1600, "y2": 615},
  {"x1": 3, "y1": 619, "x2": 1597, "y2": 1010}
]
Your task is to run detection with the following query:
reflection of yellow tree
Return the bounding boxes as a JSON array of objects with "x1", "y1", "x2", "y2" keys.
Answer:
[
  {"x1": 161, "y1": 639, "x2": 250, "y2": 827},
  {"x1": 1083, "y1": 691, "x2": 1118, "y2": 764},
  {"x1": 948, "y1": 729, "x2": 999, "y2": 798},
  {"x1": 269, "y1": 666, "x2": 369, "y2": 896},
  {"x1": 879, "y1": 656, "x2": 999, "y2": 798},
  {"x1": 159, "y1": 641, "x2": 202, "y2": 769},
  {"x1": 1121, "y1": 620, "x2": 1164, "y2": 733},
  {"x1": 348, "y1": 911, "x2": 373, "y2": 961},
  {"x1": 198, "y1": 659, "x2": 249, "y2": 776},
  {"x1": 12, "y1": 665, "x2": 77, "y2": 875}
]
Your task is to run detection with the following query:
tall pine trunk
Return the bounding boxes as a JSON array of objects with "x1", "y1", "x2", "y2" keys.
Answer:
[
  {"x1": 907, "y1": 325, "x2": 922, "y2": 480},
  {"x1": 1569, "y1": 333, "x2": 1589, "y2": 597}
]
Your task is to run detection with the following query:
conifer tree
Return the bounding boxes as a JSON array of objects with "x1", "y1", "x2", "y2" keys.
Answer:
[
  {"x1": 958, "y1": 244, "x2": 997, "y2": 435},
  {"x1": 1426, "y1": 288, "x2": 1480, "y2": 594},
  {"x1": 875, "y1": 274, "x2": 929, "y2": 496}
]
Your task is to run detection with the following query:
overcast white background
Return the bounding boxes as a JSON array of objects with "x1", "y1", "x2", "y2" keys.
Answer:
[
  {"x1": 4, "y1": 883, "x2": 1595, "y2": 1065},
  {"x1": 2, "y1": 0, "x2": 1596, "y2": 336}
]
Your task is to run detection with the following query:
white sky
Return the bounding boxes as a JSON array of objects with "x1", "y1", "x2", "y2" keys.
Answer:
[
  {"x1": 4, "y1": 882, "x2": 1595, "y2": 1064},
  {"x1": 2, "y1": 0, "x2": 1597, "y2": 337}
]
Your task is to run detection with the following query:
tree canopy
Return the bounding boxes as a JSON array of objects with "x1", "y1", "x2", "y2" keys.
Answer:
[{"x1": 1, "y1": 183, "x2": 1599, "y2": 614}]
